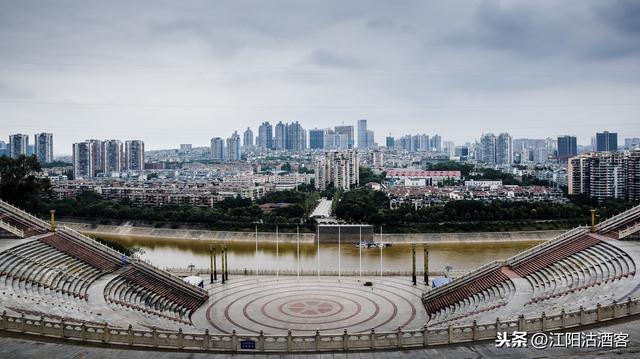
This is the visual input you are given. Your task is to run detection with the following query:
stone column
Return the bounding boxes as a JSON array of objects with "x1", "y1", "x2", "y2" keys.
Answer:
[{"x1": 203, "y1": 329, "x2": 210, "y2": 350}]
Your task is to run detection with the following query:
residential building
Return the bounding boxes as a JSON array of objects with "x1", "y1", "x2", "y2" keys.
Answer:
[
  {"x1": 34, "y1": 133, "x2": 53, "y2": 163},
  {"x1": 430, "y1": 134, "x2": 442, "y2": 153},
  {"x1": 334, "y1": 125, "x2": 354, "y2": 149},
  {"x1": 274, "y1": 121, "x2": 286, "y2": 150},
  {"x1": 596, "y1": 131, "x2": 618, "y2": 152},
  {"x1": 624, "y1": 138, "x2": 640, "y2": 150},
  {"x1": 496, "y1": 132, "x2": 513, "y2": 165},
  {"x1": 366, "y1": 130, "x2": 375, "y2": 148},
  {"x1": 72, "y1": 141, "x2": 93, "y2": 178},
  {"x1": 285, "y1": 121, "x2": 306, "y2": 151},
  {"x1": 8, "y1": 134, "x2": 28, "y2": 158},
  {"x1": 309, "y1": 128, "x2": 325, "y2": 149},
  {"x1": 257, "y1": 122, "x2": 273, "y2": 149},
  {"x1": 314, "y1": 150, "x2": 359, "y2": 191},
  {"x1": 102, "y1": 140, "x2": 124, "y2": 173},
  {"x1": 557, "y1": 135, "x2": 578, "y2": 163},
  {"x1": 83, "y1": 139, "x2": 102, "y2": 176},
  {"x1": 357, "y1": 119, "x2": 368, "y2": 148},
  {"x1": 386, "y1": 136, "x2": 395, "y2": 149},
  {"x1": 124, "y1": 140, "x2": 145, "y2": 171},
  {"x1": 480, "y1": 133, "x2": 496, "y2": 164},
  {"x1": 243, "y1": 127, "x2": 253, "y2": 148},
  {"x1": 211, "y1": 137, "x2": 225, "y2": 161},
  {"x1": 226, "y1": 131, "x2": 241, "y2": 161},
  {"x1": 567, "y1": 150, "x2": 640, "y2": 201}
]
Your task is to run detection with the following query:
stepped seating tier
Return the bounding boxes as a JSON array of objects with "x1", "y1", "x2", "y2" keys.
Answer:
[{"x1": 39, "y1": 234, "x2": 122, "y2": 272}]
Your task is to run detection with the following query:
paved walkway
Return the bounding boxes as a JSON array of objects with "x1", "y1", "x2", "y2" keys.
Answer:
[{"x1": 197, "y1": 276, "x2": 428, "y2": 335}]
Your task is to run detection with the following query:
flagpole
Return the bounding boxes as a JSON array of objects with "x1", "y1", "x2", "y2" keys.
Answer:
[
  {"x1": 317, "y1": 225, "x2": 320, "y2": 278},
  {"x1": 359, "y1": 225, "x2": 362, "y2": 281},
  {"x1": 379, "y1": 225, "x2": 383, "y2": 284},
  {"x1": 338, "y1": 226, "x2": 341, "y2": 283},
  {"x1": 255, "y1": 225, "x2": 259, "y2": 280},
  {"x1": 297, "y1": 225, "x2": 300, "y2": 281},
  {"x1": 276, "y1": 225, "x2": 279, "y2": 281}
]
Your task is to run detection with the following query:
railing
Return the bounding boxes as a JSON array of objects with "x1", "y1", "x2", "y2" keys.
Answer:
[
  {"x1": 421, "y1": 225, "x2": 589, "y2": 301},
  {"x1": 597, "y1": 204, "x2": 640, "y2": 233},
  {"x1": 421, "y1": 260, "x2": 503, "y2": 300},
  {"x1": 507, "y1": 226, "x2": 589, "y2": 266},
  {"x1": 133, "y1": 260, "x2": 208, "y2": 299},
  {"x1": 1, "y1": 298, "x2": 637, "y2": 353},
  {"x1": 165, "y1": 267, "x2": 469, "y2": 278},
  {"x1": 55, "y1": 225, "x2": 207, "y2": 299},
  {"x1": 619, "y1": 222, "x2": 640, "y2": 240},
  {"x1": 0, "y1": 199, "x2": 50, "y2": 231},
  {"x1": 0, "y1": 219, "x2": 24, "y2": 238}
]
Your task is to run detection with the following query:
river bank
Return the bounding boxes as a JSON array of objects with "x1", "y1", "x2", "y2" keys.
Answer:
[{"x1": 61, "y1": 221, "x2": 563, "y2": 244}]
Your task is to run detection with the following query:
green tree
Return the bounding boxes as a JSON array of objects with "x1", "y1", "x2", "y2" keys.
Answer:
[{"x1": 0, "y1": 155, "x2": 51, "y2": 211}]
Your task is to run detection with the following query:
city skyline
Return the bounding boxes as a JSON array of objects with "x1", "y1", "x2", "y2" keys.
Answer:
[{"x1": 0, "y1": 1, "x2": 639, "y2": 153}]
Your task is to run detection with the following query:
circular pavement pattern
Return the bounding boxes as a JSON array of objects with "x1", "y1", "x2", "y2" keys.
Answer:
[{"x1": 204, "y1": 276, "x2": 428, "y2": 334}]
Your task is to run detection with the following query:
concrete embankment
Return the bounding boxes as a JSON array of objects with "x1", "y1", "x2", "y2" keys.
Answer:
[{"x1": 61, "y1": 221, "x2": 564, "y2": 244}]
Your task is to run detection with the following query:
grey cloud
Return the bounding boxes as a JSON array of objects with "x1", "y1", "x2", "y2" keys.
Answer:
[{"x1": 305, "y1": 49, "x2": 364, "y2": 69}]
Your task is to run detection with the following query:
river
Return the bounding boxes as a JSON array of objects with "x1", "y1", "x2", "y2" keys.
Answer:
[{"x1": 96, "y1": 235, "x2": 543, "y2": 273}]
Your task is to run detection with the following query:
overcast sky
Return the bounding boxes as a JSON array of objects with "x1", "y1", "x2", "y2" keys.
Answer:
[{"x1": 0, "y1": 0, "x2": 639, "y2": 154}]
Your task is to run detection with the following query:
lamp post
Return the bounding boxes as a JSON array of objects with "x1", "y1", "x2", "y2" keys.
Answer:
[
  {"x1": 412, "y1": 244, "x2": 417, "y2": 286},
  {"x1": 50, "y1": 210, "x2": 56, "y2": 232},
  {"x1": 221, "y1": 246, "x2": 226, "y2": 284},
  {"x1": 424, "y1": 247, "x2": 429, "y2": 285},
  {"x1": 224, "y1": 244, "x2": 229, "y2": 281},
  {"x1": 209, "y1": 243, "x2": 214, "y2": 284}
]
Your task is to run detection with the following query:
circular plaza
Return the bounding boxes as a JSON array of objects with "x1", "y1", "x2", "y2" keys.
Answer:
[{"x1": 194, "y1": 275, "x2": 429, "y2": 335}]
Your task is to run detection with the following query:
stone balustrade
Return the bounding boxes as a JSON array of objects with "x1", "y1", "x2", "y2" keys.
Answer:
[{"x1": 1, "y1": 297, "x2": 637, "y2": 353}]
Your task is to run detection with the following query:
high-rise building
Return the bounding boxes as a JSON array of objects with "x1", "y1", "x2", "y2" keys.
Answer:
[
  {"x1": 8, "y1": 134, "x2": 29, "y2": 158},
  {"x1": 386, "y1": 136, "x2": 395, "y2": 149},
  {"x1": 124, "y1": 140, "x2": 145, "y2": 170},
  {"x1": 568, "y1": 151, "x2": 627, "y2": 201},
  {"x1": 314, "y1": 150, "x2": 360, "y2": 191},
  {"x1": 309, "y1": 129, "x2": 325, "y2": 149},
  {"x1": 34, "y1": 133, "x2": 53, "y2": 163},
  {"x1": 226, "y1": 131, "x2": 241, "y2": 161},
  {"x1": 274, "y1": 121, "x2": 286, "y2": 150},
  {"x1": 72, "y1": 141, "x2": 93, "y2": 178},
  {"x1": 625, "y1": 138, "x2": 640, "y2": 149},
  {"x1": 557, "y1": 135, "x2": 578, "y2": 163},
  {"x1": 285, "y1": 121, "x2": 305, "y2": 151},
  {"x1": 357, "y1": 119, "x2": 368, "y2": 148},
  {"x1": 210, "y1": 137, "x2": 225, "y2": 161},
  {"x1": 0, "y1": 140, "x2": 6, "y2": 157},
  {"x1": 86, "y1": 139, "x2": 103, "y2": 175},
  {"x1": 366, "y1": 130, "x2": 375, "y2": 148},
  {"x1": 430, "y1": 135, "x2": 442, "y2": 153},
  {"x1": 242, "y1": 127, "x2": 254, "y2": 148},
  {"x1": 596, "y1": 131, "x2": 618, "y2": 152},
  {"x1": 323, "y1": 129, "x2": 336, "y2": 149},
  {"x1": 626, "y1": 150, "x2": 640, "y2": 202},
  {"x1": 568, "y1": 150, "x2": 640, "y2": 202},
  {"x1": 480, "y1": 133, "x2": 496, "y2": 164},
  {"x1": 443, "y1": 141, "x2": 455, "y2": 158},
  {"x1": 179, "y1": 144, "x2": 192, "y2": 152},
  {"x1": 334, "y1": 125, "x2": 354, "y2": 149},
  {"x1": 102, "y1": 140, "x2": 124, "y2": 173},
  {"x1": 496, "y1": 132, "x2": 513, "y2": 165},
  {"x1": 257, "y1": 122, "x2": 273, "y2": 149}
]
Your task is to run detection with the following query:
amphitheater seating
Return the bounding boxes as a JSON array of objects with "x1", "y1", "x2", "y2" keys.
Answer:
[
  {"x1": 104, "y1": 267, "x2": 205, "y2": 324},
  {"x1": 40, "y1": 234, "x2": 122, "y2": 272},
  {"x1": 0, "y1": 238, "x2": 104, "y2": 300}
]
